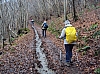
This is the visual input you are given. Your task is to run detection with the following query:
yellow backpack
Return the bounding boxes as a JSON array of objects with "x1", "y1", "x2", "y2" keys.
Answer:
[{"x1": 65, "y1": 26, "x2": 77, "y2": 44}]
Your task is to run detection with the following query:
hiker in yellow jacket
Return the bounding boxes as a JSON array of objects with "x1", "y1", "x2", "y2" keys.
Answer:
[{"x1": 59, "y1": 20, "x2": 78, "y2": 67}]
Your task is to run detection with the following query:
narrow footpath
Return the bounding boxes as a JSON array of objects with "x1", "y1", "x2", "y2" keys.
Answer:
[
  {"x1": 0, "y1": 23, "x2": 82, "y2": 74},
  {"x1": 34, "y1": 23, "x2": 82, "y2": 74}
]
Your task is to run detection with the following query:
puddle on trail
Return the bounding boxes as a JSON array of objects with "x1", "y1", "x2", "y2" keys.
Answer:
[{"x1": 32, "y1": 26, "x2": 55, "y2": 74}]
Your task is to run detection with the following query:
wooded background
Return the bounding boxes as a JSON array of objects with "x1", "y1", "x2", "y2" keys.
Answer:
[{"x1": 0, "y1": 0, "x2": 100, "y2": 47}]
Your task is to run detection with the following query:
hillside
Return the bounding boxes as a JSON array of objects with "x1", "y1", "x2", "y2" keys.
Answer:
[
  {"x1": 0, "y1": 6, "x2": 100, "y2": 74},
  {"x1": 46, "y1": 8, "x2": 100, "y2": 73}
]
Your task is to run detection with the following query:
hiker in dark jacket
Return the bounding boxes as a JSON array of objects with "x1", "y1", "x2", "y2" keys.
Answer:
[
  {"x1": 31, "y1": 20, "x2": 34, "y2": 25},
  {"x1": 59, "y1": 20, "x2": 77, "y2": 67},
  {"x1": 41, "y1": 21, "x2": 48, "y2": 37}
]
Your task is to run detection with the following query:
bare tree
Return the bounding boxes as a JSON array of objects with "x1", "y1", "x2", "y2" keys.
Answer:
[
  {"x1": 0, "y1": 0, "x2": 100, "y2": 47},
  {"x1": 64, "y1": 0, "x2": 67, "y2": 21},
  {"x1": 72, "y1": 0, "x2": 78, "y2": 21},
  {"x1": 0, "y1": 0, "x2": 29, "y2": 47}
]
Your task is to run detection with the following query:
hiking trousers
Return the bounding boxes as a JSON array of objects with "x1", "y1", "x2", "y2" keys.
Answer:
[
  {"x1": 65, "y1": 44, "x2": 74, "y2": 62},
  {"x1": 42, "y1": 29, "x2": 47, "y2": 37}
]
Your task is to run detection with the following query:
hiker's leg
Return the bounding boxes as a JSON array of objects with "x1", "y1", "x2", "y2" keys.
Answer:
[
  {"x1": 43, "y1": 29, "x2": 46, "y2": 37},
  {"x1": 42, "y1": 29, "x2": 44, "y2": 37},
  {"x1": 69, "y1": 44, "x2": 74, "y2": 62},
  {"x1": 45, "y1": 29, "x2": 46, "y2": 37},
  {"x1": 65, "y1": 44, "x2": 70, "y2": 62}
]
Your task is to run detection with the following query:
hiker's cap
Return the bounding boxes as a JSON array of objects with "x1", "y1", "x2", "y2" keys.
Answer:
[
  {"x1": 64, "y1": 20, "x2": 70, "y2": 24},
  {"x1": 64, "y1": 20, "x2": 72, "y2": 26},
  {"x1": 31, "y1": 20, "x2": 34, "y2": 21},
  {"x1": 44, "y1": 21, "x2": 46, "y2": 23}
]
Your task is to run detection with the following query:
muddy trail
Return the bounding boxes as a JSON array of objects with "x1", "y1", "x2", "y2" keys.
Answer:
[
  {"x1": 0, "y1": 24, "x2": 85, "y2": 74},
  {"x1": 33, "y1": 24, "x2": 82, "y2": 74}
]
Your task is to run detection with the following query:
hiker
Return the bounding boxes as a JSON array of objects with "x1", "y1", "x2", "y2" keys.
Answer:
[
  {"x1": 59, "y1": 20, "x2": 77, "y2": 67},
  {"x1": 31, "y1": 19, "x2": 34, "y2": 25},
  {"x1": 41, "y1": 21, "x2": 48, "y2": 37}
]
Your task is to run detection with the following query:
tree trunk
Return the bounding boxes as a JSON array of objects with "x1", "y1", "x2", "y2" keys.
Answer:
[
  {"x1": 72, "y1": 0, "x2": 78, "y2": 21},
  {"x1": 64, "y1": 0, "x2": 67, "y2": 21}
]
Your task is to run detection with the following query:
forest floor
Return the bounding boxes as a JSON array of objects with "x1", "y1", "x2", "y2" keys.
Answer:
[
  {"x1": 0, "y1": 24, "x2": 83, "y2": 74},
  {"x1": 0, "y1": 8, "x2": 100, "y2": 74}
]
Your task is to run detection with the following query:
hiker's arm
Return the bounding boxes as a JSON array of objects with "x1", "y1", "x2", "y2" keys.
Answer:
[
  {"x1": 76, "y1": 32, "x2": 78, "y2": 37},
  {"x1": 41, "y1": 23, "x2": 44, "y2": 27},
  {"x1": 59, "y1": 29, "x2": 65, "y2": 38}
]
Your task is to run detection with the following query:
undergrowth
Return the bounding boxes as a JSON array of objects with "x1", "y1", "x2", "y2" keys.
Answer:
[
  {"x1": 48, "y1": 18, "x2": 63, "y2": 38},
  {"x1": 17, "y1": 28, "x2": 30, "y2": 36}
]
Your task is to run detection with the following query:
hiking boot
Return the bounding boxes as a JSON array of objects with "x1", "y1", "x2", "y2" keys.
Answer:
[
  {"x1": 70, "y1": 61, "x2": 73, "y2": 65},
  {"x1": 70, "y1": 60, "x2": 73, "y2": 64},
  {"x1": 70, "y1": 59, "x2": 73, "y2": 63},
  {"x1": 65, "y1": 62, "x2": 70, "y2": 67}
]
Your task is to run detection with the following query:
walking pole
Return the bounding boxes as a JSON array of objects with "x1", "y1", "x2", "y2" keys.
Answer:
[
  {"x1": 76, "y1": 51, "x2": 79, "y2": 62},
  {"x1": 59, "y1": 49, "x2": 62, "y2": 66},
  {"x1": 59, "y1": 39, "x2": 62, "y2": 61},
  {"x1": 75, "y1": 43, "x2": 79, "y2": 63},
  {"x1": 58, "y1": 39, "x2": 62, "y2": 67}
]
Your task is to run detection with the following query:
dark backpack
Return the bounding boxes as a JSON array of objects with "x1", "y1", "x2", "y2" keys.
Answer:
[{"x1": 43, "y1": 23, "x2": 48, "y2": 28}]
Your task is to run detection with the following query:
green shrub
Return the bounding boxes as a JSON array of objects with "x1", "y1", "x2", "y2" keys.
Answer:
[
  {"x1": 94, "y1": 68, "x2": 100, "y2": 74},
  {"x1": 92, "y1": 30, "x2": 100, "y2": 38},
  {"x1": 88, "y1": 23, "x2": 98, "y2": 31},
  {"x1": 11, "y1": 37, "x2": 15, "y2": 42},
  {"x1": 78, "y1": 46, "x2": 91, "y2": 52}
]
